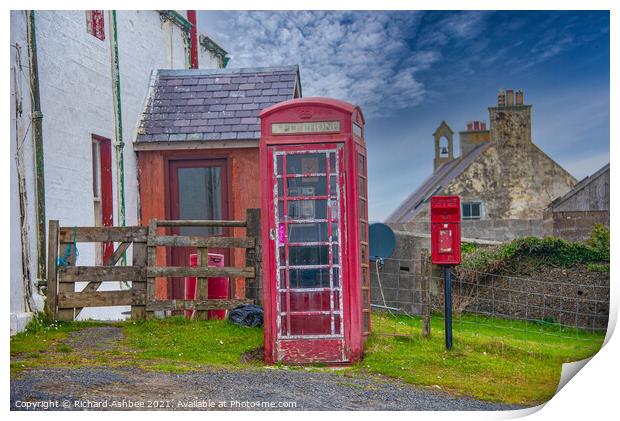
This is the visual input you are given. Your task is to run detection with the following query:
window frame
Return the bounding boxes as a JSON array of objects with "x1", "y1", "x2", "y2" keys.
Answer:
[
  {"x1": 462, "y1": 201, "x2": 483, "y2": 220},
  {"x1": 91, "y1": 134, "x2": 113, "y2": 264},
  {"x1": 86, "y1": 10, "x2": 106, "y2": 41}
]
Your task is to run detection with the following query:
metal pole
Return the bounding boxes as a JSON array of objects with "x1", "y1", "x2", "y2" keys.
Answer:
[{"x1": 444, "y1": 265, "x2": 453, "y2": 350}]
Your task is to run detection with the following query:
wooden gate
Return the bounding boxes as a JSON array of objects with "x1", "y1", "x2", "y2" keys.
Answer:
[{"x1": 46, "y1": 209, "x2": 262, "y2": 321}]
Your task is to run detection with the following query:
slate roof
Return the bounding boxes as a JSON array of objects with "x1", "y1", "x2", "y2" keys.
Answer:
[
  {"x1": 385, "y1": 143, "x2": 491, "y2": 223},
  {"x1": 135, "y1": 65, "x2": 300, "y2": 143},
  {"x1": 550, "y1": 163, "x2": 610, "y2": 210}
]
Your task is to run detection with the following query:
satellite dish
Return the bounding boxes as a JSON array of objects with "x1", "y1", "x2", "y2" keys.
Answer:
[{"x1": 369, "y1": 223, "x2": 396, "y2": 260}]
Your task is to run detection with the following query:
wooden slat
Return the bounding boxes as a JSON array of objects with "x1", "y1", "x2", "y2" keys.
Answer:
[
  {"x1": 58, "y1": 290, "x2": 145, "y2": 308},
  {"x1": 46, "y1": 220, "x2": 59, "y2": 320},
  {"x1": 245, "y1": 208, "x2": 263, "y2": 305},
  {"x1": 148, "y1": 235, "x2": 255, "y2": 248},
  {"x1": 59, "y1": 266, "x2": 145, "y2": 283},
  {"x1": 155, "y1": 219, "x2": 246, "y2": 228},
  {"x1": 146, "y1": 299, "x2": 252, "y2": 311},
  {"x1": 147, "y1": 266, "x2": 255, "y2": 278},
  {"x1": 195, "y1": 247, "x2": 210, "y2": 321},
  {"x1": 132, "y1": 242, "x2": 148, "y2": 320},
  {"x1": 421, "y1": 248, "x2": 431, "y2": 338},
  {"x1": 74, "y1": 241, "x2": 133, "y2": 318},
  {"x1": 59, "y1": 226, "x2": 147, "y2": 243},
  {"x1": 57, "y1": 235, "x2": 77, "y2": 321},
  {"x1": 146, "y1": 219, "x2": 158, "y2": 319}
]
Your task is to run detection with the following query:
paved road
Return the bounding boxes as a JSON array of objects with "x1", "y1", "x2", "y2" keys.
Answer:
[{"x1": 11, "y1": 367, "x2": 524, "y2": 411}]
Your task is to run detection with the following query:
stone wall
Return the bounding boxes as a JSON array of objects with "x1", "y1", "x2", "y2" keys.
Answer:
[
  {"x1": 390, "y1": 218, "x2": 545, "y2": 243},
  {"x1": 544, "y1": 210, "x2": 609, "y2": 242}
]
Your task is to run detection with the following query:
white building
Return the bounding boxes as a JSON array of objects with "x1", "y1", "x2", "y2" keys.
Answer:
[{"x1": 10, "y1": 10, "x2": 228, "y2": 333}]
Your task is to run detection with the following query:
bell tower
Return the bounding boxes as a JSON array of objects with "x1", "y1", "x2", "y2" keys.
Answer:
[{"x1": 433, "y1": 121, "x2": 454, "y2": 171}]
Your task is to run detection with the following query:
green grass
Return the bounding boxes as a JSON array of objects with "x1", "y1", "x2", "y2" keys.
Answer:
[
  {"x1": 10, "y1": 313, "x2": 605, "y2": 406},
  {"x1": 122, "y1": 317, "x2": 264, "y2": 367},
  {"x1": 361, "y1": 313, "x2": 605, "y2": 406}
]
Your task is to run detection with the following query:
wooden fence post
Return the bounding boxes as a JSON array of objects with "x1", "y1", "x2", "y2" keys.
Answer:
[
  {"x1": 57, "y1": 228, "x2": 77, "y2": 322},
  {"x1": 245, "y1": 208, "x2": 262, "y2": 306},
  {"x1": 195, "y1": 247, "x2": 210, "y2": 320},
  {"x1": 46, "y1": 220, "x2": 59, "y2": 320},
  {"x1": 146, "y1": 219, "x2": 157, "y2": 319},
  {"x1": 132, "y1": 242, "x2": 147, "y2": 320},
  {"x1": 421, "y1": 248, "x2": 431, "y2": 338}
]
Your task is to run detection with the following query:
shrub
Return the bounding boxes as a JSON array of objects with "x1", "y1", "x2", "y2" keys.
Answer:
[
  {"x1": 456, "y1": 234, "x2": 609, "y2": 281},
  {"x1": 586, "y1": 224, "x2": 610, "y2": 261}
]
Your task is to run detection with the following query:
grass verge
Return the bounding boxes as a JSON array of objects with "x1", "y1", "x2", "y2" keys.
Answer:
[
  {"x1": 10, "y1": 313, "x2": 605, "y2": 406},
  {"x1": 361, "y1": 313, "x2": 605, "y2": 405}
]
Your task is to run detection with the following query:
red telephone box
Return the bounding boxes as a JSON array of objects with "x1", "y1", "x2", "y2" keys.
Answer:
[
  {"x1": 430, "y1": 196, "x2": 461, "y2": 265},
  {"x1": 259, "y1": 97, "x2": 369, "y2": 364}
]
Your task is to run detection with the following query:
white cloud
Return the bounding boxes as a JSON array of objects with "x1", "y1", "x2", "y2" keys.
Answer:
[{"x1": 200, "y1": 11, "x2": 484, "y2": 117}]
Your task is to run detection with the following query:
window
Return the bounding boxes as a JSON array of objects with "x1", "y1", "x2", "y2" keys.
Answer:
[
  {"x1": 92, "y1": 135, "x2": 113, "y2": 264},
  {"x1": 462, "y1": 202, "x2": 482, "y2": 220},
  {"x1": 358, "y1": 150, "x2": 371, "y2": 335},
  {"x1": 86, "y1": 11, "x2": 105, "y2": 40}
]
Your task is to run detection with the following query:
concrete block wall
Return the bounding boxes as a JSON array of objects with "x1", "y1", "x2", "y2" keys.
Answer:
[
  {"x1": 369, "y1": 231, "x2": 429, "y2": 315},
  {"x1": 545, "y1": 210, "x2": 609, "y2": 242}
]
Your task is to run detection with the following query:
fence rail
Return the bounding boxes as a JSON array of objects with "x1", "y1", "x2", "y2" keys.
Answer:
[{"x1": 46, "y1": 209, "x2": 262, "y2": 321}]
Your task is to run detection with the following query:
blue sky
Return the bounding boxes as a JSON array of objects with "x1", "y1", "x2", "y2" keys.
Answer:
[{"x1": 198, "y1": 10, "x2": 610, "y2": 221}]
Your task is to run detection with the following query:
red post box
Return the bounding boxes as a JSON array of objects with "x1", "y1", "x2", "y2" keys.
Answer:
[
  {"x1": 259, "y1": 97, "x2": 369, "y2": 364},
  {"x1": 184, "y1": 252, "x2": 228, "y2": 320},
  {"x1": 430, "y1": 195, "x2": 461, "y2": 265}
]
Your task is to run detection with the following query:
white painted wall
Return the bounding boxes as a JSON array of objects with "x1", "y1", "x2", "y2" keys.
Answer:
[
  {"x1": 10, "y1": 11, "x2": 42, "y2": 334},
  {"x1": 10, "y1": 10, "x2": 224, "y2": 331}
]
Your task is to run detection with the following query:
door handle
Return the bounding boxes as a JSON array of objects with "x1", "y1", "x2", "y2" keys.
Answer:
[{"x1": 269, "y1": 228, "x2": 276, "y2": 241}]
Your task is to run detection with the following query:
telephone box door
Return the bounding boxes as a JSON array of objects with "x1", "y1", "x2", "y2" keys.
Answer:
[{"x1": 269, "y1": 144, "x2": 347, "y2": 362}]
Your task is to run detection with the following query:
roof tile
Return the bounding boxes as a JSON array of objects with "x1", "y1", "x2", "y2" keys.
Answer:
[{"x1": 136, "y1": 66, "x2": 299, "y2": 143}]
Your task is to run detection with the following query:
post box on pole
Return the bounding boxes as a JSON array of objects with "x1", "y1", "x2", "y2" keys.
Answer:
[{"x1": 430, "y1": 195, "x2": 461, "y2": 350}]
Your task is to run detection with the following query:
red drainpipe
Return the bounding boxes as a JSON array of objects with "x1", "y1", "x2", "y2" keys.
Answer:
[{"x1": 187, "y1": 10, "x2": 199, "y2": 69}]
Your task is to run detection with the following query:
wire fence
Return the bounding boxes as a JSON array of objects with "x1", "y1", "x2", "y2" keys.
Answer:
[{"x1": 370, "y1": 255, "x2": 609, "y2": 341}]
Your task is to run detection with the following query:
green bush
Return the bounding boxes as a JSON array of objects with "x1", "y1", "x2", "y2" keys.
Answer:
[
  {"x1": 461, "y1": 242, "x2": 478, "y2": 254},
  {"x1": 456, "y1": 231, "x2": 609, "y2": 279},
  {"x1": 586, "y1": 224, "x2": 610, "y2": 261}
]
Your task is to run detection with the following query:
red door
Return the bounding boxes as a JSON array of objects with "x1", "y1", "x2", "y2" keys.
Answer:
[
  {"x1": 168, "y1": 158, "x2": 229, "y2": 299},
  {"x1": 269, "y1": 144, "x2": 347, "y2": 362}
]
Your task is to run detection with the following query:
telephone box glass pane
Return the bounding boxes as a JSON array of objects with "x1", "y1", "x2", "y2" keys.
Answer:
[
  {"x1": 288, "y1": 223, "x2": 329, "y2": 243},
  {"x1": 287, "y1": 177, "x2": 327, "y2": 196},
  {"x1": 288, "y1": 245, "x2": 330, "y2": 266},
  {"x1": 288, "y1": 200, "x2": 327, "y2": 219},
  {"x1": 287, "y1": 268, "x2": 331, "y2": 288},
  {"x1": 274, "y1": 148, "x2": 343, "y2": 339},
  {"x1": 290, "y1": 315, "x2": 331, "y2": 335},
  {"x1": 286, "y1": 153, "x2": 326, "y2": 174},
  {"x1": 286, "y1": 291, "x2": 331, "y2": 312}
]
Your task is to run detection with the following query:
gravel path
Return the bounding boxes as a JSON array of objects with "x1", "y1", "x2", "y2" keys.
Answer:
[{"x1": 11, "y1": 367, "x2": 523, "y2": 411}]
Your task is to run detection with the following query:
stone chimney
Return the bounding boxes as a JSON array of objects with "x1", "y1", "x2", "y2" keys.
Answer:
[
  {"x1": 459, "y1": 120, "x2": 490, "y2": 157},
  {"x1": 497, "y1": 90, "x2": 506, "y2": 106},
  {"x1": 515, "y1": 90, "x2": 524, "y2": 106},
  {"x1": 489, "y1": 88, "x2": 532, "y2": 146},
  {"x1": 506, "y1": 89, "x2": 515, "y2": 106}
]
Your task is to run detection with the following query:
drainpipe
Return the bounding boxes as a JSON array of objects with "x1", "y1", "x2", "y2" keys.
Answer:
[
  {"x1": 109, "y1": 10, "x2": 127, "y2": 265},
  {"x1": 26, "y1": 10, "x2": 46, "y2": 283},
  {"x1": 187, "y1": 10, "x2": 199, "y2": 69}
]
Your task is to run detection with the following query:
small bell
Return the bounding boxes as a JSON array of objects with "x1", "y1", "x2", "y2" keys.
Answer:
[{"x1": 440, "y1": 146, "x2": 449, "y2": 156}]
